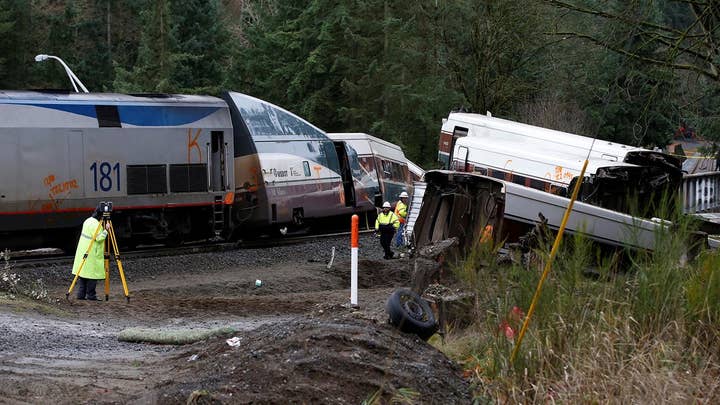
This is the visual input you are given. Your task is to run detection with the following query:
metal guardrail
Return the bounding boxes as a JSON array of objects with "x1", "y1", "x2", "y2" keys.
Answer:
[{"x1": 682, "y1": 171, "x2": 720, "y2": 213}]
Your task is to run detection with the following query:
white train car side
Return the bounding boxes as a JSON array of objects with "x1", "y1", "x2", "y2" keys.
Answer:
[
  {"x1": 438, "y1": 112, "x2": 682, "y2": 216},
  {"x1": 327, "y1": 132, "x2": 414, "y2": 205}
]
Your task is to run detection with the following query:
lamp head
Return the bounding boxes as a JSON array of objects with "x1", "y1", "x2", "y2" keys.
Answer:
[{"x1": 34, "y1": 54, "x2": 49, "y2": 62}]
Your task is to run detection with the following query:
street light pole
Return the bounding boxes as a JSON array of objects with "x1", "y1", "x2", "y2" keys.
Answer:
[{"x1": 34, "y1": 54, "x2": 89, "y2": 93}]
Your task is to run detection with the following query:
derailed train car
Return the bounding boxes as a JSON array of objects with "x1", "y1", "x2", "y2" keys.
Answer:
[
  {"x1": 222, "y1": 93, "x2": 377, "y2": 235},
  {"x1": 327, "y1": 132, "x2": 417, "y2": 205},
  {"x1": 0, "y1": 91, "x2": 234, "y2": 250},
  {"x1": 438, "y1": 112, "x2": 682, "y2": 217}
]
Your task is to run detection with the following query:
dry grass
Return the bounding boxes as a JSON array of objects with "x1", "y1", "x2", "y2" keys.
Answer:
[{"x1": 434, "y1": 208, "x2": 720, "y2": 403}]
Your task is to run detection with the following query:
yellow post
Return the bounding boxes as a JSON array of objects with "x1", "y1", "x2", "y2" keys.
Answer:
[{"x1": 510, "y1": 159, "x2": 589, "y2": 364}]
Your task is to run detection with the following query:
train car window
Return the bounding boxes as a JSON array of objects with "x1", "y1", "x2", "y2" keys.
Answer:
[
  {"x1": 402, "y1": 165, "x2": 409, "y2": 182},
  {"x1": 381, "y1": 160, "x2": 392, "y2": 179},
  {"x1": 228, "y1": 93, "x2": 326, "y2": 139},
  {"x1": 96, "y1": 105, "x2": 121, "y2": 127},
  {"x1": 345, "y1": 144, "x2": 363, "y2": 180},
  {"x1": 257, "y1": 141, "x2": 331, "y2": 172},
  {"x1": 303, "y1": 161, "x2": 311, "y2": 176},
  {"x1": 127, "y1": 165, "x2": 167, "y2": 194},
  {"x1": 169, "y1": 163, "x2": 208, "y2": 192},
  {"x1": 320, "y1": 141, "x2": 340, "y2": 173},
  {"x1": 391, "y1": 162, "x2": 403, "y2": 180}
]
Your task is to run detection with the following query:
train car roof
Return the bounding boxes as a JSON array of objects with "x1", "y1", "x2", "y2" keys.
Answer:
[
  {"x1": 406, "y1": 159, "x2": 425, "y2": 178},
  {"x1": 0, "y1": 90, "x2": 231, "y2": 128},
  {"x1": 0, "y1": 90, "x2": 227, "y2": 106},
  {"x1": 328, "y1": 132, "x2": 405, "y2": 151},
  {"x1": 328, "y1": 132, "x2": 408, "y2": 163},
  {"x1": 444, "y1": 112, "x2": 648, "y2": 159},
  {"x1": 223, "y1": 91, "x2": 327, "y2": 140},
  {"x1": 456, "y1": 133, "x2": 638, "y2": 174}
]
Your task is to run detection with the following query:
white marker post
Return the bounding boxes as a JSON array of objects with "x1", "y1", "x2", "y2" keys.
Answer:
[{"x1": 350, "y1": 214, "x2": 359, "y2": 306}]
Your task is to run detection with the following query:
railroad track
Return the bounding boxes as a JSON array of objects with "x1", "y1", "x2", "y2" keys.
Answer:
[
  {"x1": 7, "y1": 229, "x2": 374, "y2": 268},
  {"x1": 236, "y1": 229, "x2": 374, "y2": 248},
  {"x1": 7, "y1": 242, "x2": 237, "y2": 268}
]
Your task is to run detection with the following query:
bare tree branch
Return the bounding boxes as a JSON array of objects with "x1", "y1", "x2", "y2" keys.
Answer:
[
  {"x1": 544, "y1": 0, "x2": 720, "y2": 81},
  {"x1": 552, "y1": 31, "x2": 719, "y2": 81}
]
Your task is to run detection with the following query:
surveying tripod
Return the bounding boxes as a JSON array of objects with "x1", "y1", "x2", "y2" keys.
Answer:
[{"x1": 66, "y1": 201, "x2": 131, "y2": 302}]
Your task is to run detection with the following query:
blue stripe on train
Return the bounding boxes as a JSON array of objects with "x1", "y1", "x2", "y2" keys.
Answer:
[
  {"x1": 27, "y1": 103, "x2": 98, "y2": 119},
  {"x1": 117, "y1": 106, "x2": 219, "y2": 126},
  {"x1": 16, "y1": 103, "x2": 219, "y2": 126}
]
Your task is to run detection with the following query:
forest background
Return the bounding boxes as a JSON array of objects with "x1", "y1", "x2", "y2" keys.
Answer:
[{"x1": 1, "y1": 0, "x2": 718, "y2": 168}]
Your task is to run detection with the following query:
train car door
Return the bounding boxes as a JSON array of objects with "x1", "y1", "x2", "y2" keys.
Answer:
[
  {"x1": 448, "y1": 126, "x2": 468, "y2": 167},
  {"x1": 210, "y1": 131, "x2": 225, "y2": 191},
  {"x1": 67, "y1": 130, "x2": 84, "y2": 198},
  {"x1": 333, "y1": 141, "x2": 356, "y2": 207},
  {"x1": 456, "y1": 145, "x2": 469, "y2": 171},
  {"x1": 0, "y1": 133, "x2": 18, "y2": 204}
]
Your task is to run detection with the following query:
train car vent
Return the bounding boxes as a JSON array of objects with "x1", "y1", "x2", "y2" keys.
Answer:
[
  {"x1": 127, "y1": 165, "x2": 167, "y2": 194},
  {"x1": 170, "y1": 163, "x2": 208, "y2": 192},
  {"x1": 96, "y1": 105, "x2": 121, "y2": 127}
]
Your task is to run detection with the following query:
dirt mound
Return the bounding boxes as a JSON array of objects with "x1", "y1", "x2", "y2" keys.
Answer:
[
  {"x1": 329, "y1": 259, "x2": 412, "y2": 289},
  {"x1": 160, "y1": 313, "x2": 470, "y2": 404}
]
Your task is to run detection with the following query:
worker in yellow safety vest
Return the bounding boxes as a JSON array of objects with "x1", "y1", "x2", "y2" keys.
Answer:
[
  {"x1": 376, "y1": 201, "x2": 400, "y2": 259},
  {"x1": 71, "y1": 204, "x2": 111, "y2": 301},
  {"x1": 394, "y1": 191, "x2": 409, "y2": 247}
]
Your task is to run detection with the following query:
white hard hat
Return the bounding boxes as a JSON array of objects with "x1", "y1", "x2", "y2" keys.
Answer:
[
  {"x1": 382, "y1": 201, "x2": 391, "y2": 208},
  {"x1": 399, "y1": 191, "x2": 409, "y2": 198}
]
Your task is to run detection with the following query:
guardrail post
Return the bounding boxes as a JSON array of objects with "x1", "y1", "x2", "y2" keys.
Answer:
[
  {"x1": 682, "y1": 172, "x2": 720, "y2": 213},
  {"x1": 350, "y1": 214, "x2": 359, "y2": 306}
]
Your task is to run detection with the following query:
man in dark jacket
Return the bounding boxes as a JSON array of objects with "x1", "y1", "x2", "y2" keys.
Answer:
[{"x1": 375, "y1": 201, "x2": 400, "y2": 259}]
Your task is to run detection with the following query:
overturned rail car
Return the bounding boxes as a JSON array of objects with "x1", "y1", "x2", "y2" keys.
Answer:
[
  {"x1": 409, "y1": 170, "x2": 505, "y2": 255},
  {"x1": 438, "y1": 112, "x2": 682, "y2": 217},
  {"x1": 407, "y1": 170, "x2": 667, "y2": 257}
]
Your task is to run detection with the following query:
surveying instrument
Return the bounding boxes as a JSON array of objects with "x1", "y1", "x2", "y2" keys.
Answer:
[{"x1": 66, "y1": 201, "x2": 131, "y2": 302}]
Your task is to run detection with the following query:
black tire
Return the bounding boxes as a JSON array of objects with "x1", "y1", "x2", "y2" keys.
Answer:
[{"x1": 386, "y1": 288, "x2": 438, "y2": 340}]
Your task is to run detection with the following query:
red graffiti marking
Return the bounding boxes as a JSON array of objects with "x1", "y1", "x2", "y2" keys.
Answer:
[
  {"x1": 187, "y1": 128, "x2": 202, "y2": 163},
  {"x1": 34, "y1": 174, "x2": 79, "y2": 212}
]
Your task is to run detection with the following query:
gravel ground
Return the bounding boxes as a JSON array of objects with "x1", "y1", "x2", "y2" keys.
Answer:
[
  {"x1": 9, "y1": 233, "x2": 393, "y2": 288},
  {"x1": 0, "y1": 234, "x2": 470, "y2": 404}
]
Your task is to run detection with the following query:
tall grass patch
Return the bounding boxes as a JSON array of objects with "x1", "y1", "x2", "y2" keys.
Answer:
[{"x1": 435, "y1": 200, "x2": 720, "y2": 403}]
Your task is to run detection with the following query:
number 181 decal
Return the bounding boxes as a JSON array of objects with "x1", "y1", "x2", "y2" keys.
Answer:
[{"x1": 90, "y1": 162, "x2": 120, "y2": 192}]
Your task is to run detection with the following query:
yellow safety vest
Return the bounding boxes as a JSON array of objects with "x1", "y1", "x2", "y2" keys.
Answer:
[
  {"x1": 375, "y1": 211, "x2": 400, "y2": 231},
  {"x1": 395, "y1": 200, "x2": 407, "y2": 223},
  {"x1": 71, "y1": 217, "x2": 108, "y2": 280}
]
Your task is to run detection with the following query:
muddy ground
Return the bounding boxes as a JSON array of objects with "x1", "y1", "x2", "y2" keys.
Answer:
[{"x1": 0, "y1": 235, "x2": 471, "y2": 404}]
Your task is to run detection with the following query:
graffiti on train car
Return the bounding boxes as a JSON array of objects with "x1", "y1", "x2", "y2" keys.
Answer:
[
  {"x1": 34, "y1": 174, "x2": 80, "y2": 211},
  {"x1": 187, "y1": 128, "x2": 202, "y2": 163}
]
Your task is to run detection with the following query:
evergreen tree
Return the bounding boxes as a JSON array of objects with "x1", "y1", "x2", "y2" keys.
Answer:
[
  {"x1": 230, "y1": 0, "x2": 461, "y2": 166},
  {"x1": 114, "y1": 0, "x2": 173, "y2": 92},
  {"x1": 115, "y1": 0, "x2": 228, "y2": 94},
  {"x1": 0, "y1": 0, "x2": 15, "y2": 86},
  {"x1": 167, "y1": 0, "x2": 229, "y2": 93},
  {"x1": 0, "y1": 0, "x2": 32, "y2": 89}
]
